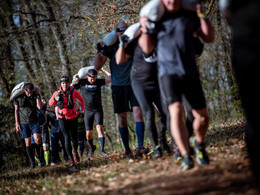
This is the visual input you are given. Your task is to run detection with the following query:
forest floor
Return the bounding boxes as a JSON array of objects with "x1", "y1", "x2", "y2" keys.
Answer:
[{"x1": 1, "y1": 120, "x2": 260, "y2": 195}]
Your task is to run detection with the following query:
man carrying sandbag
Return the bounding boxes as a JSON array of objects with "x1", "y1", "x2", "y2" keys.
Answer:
[
  {"x1": 14, "y1": 83, "x2": 45, "y2": 169},
  {"x1": 71, "y1": 68, "x2": 111, "y2": 157},
  {"x1": 94, "y1": 22, "x2": 147, "y2": 158},
  {"x1": 139, "y1": 0, "x2": 214, "y2": 170}
]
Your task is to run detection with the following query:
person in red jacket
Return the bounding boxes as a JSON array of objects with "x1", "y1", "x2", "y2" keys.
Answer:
[{"x1": 49, "y1": 75, "x2": 85, "y2": 168}]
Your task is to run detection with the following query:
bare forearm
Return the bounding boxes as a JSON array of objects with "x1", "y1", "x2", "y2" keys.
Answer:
[
  {"x1": 199, "y1": 18, "x2": 215, "y2": 43},
  {"x1": 94, "y1": 53, "x2": 106, "y2": 70},
  {"x1": 15, "y1": 109, "x2": 19, "y2": 124},
  {"x1": 138, "y1": 33, "x2": 156, "y2": 54},
  {"x1": 115, "y1": 47, "x2": 129, "y2": 64}
]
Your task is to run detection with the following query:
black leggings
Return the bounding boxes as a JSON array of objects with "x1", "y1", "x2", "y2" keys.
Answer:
[
  {"x1": 59, "y1": 117, "x2": 78, "y2": 160},
  {"x1": 132, "y1": 83, "x2": 168, "y2": 147}
]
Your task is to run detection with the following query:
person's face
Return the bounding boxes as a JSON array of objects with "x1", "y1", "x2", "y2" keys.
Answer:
[
  {"x1": 24, "y1": 89, "x2": 33, "y2": 97},
  {"x1": 87, "y1": 75, "x2": 97, "y2": 84},
  {"x1": 42, "y1": 99, "x2": 46, "y2": 104},
  {"x1": 61, "y1": 82, "x2": 69, "y2": 91},
  {"x1": 116, "y1": 22, "x2": 128, "y2": 38},
  {"x1": 162, "y1": 0, "x2": 181, "y2": 12}
]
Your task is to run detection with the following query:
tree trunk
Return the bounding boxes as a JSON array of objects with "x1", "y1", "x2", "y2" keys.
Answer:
[
  {"x1": 23, "y1": 0, "x2": 57, "y2": 92},
  {"x1": 40, "y1": 0, "x2": 71, "y2": 77}
]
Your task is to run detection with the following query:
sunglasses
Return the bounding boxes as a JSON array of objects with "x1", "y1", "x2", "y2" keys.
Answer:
[
  {"x1": 60, "y1": 78, "x2": 69, "y2": 82},
  {"x1": 116, "y1": 27, "x2": 126, "y2": 32},
  {"x1": 25, "y1": 89, "x2": 33, "y2": 93},
  {"x1": 87, "y1": 74, "x2": 97, "y2": 78}
]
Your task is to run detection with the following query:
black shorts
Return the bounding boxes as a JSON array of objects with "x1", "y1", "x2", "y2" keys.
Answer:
[
  {"x1": 84, "y1": 110, "x2": 103, "y2": 130},
  {"x1": 111, "y1": 85, "x2": 139, "y2": 113},
  {"x1": 159, "y1": 75, "x2": 206, "y2": 110}
]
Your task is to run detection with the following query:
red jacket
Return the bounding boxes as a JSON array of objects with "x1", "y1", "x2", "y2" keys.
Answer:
[{"x1": 49, "y1": 87, "x2": 85, "y2": 120}]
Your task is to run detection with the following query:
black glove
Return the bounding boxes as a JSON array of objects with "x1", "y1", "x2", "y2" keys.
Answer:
[{"x1": 97, "y1": 42, "x2": 102, "y2": 53}]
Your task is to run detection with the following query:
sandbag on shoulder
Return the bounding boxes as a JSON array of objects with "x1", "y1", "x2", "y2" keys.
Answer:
[
  {"x1": 77, "y1": 66, "x2": 95, "y2": 79},
  {"x1": 121, "y1": 22, "x2": 141, "y2": 44},
  {"x1": 139, "y1": 0, "x2": 165, "y2": 23},
  {"x1": 10, "y1": 81, "x2": 27, "y2": 101},
  {"x1": 140, "y1": 0, "x2": 200, "y2": 29},
  {"x1": 102, "y1": 31, "x2": 117, "y2": 46}
]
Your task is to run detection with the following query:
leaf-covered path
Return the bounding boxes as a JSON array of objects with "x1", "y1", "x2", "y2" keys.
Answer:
[{"x1": 1, "y1": 121, "x2": 260, "y2": 194}]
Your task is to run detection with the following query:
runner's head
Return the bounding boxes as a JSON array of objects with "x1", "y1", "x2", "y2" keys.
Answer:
[
  {"x1": 162, "y1": 0, "x2": 181, "y2": 12},
  {"x1": 23, "y1": 83, "x2": 34, "y2": 97},
  {"x1": 116, "y1": 21, "x2": 128, "y2": 38},
  {"x1": 87, "y1": 69, "x2": 98, "y2": 84},
  {"x1": 60, "y1": 75, "x2": 70, "y2": 91}
]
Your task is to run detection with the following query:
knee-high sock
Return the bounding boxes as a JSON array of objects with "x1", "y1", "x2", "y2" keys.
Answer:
[
  {"x1": 34, "y1": 144, "x2": 42, "y2": 159},
  {"x1": 44, "y1": 150, "x2": 50, "y2": 166},
  {"x1": 118, "y1": 126, "x2": 130, "y2": 152},
  {"x1": 26, "y1": 146, "x2": 35, "y2": 164},
  {"x1": 135, "y1": 122, "x2": 145, "y2": 150},
  {"x1": 87, "y1": 139, "x2": 94, "y2": 149},
  {"x1": 98, "y1": 137, "x2": 105, "y2": 151},
  {"x1": 78, "y1": 141, "x2": 84, "y2": 154}
]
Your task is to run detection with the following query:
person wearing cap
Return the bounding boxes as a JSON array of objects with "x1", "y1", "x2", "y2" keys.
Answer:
[
  {"x1": 94, "y1": 21, "x2": 147, "y2": 158},
  {"x1": 49, "y1": 75, "x2": 85, "y2": 168},
  {"x1": 71, "y1": 68, "x2": 111, "y2": 156},
  {"x1": 139, "y1": 0, "x2": 214, "y2": 170},
  {"x1": 14, "y1": 82, "x2": 45, "y2": 169}
]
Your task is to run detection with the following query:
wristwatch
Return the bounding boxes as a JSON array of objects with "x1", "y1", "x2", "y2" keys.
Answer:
[{"x1": 36, "y1": 94, "x2": 41, "y2": 99}]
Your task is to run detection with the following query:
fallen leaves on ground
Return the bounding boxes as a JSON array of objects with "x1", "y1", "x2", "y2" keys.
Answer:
[{"x1": 0, "y1": 120, "x2": 259, "y2": 194}]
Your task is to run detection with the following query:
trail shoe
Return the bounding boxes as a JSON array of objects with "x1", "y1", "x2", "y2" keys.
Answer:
[
  {"x1": 136, "y1": 146, "x2": 149, "y2": 158},
  {"x1": 69, "y1": 158, "x2": 75, "y2": 167},
  {"x1": 173, "y1": 146, "x2": 182, "y2": 163},
  {"x1": 153, "y1": 146, "x2": 162, "y2": 159},
  {"x1": 73, "y1": 152, "x2": 80, "y2": 163},
  {"x1": 29, "y1": 162, "x2": 36, "y2": 170},
  {"x1": 124, "y1": 150, "x2": 133, "y2": 159},
  {"x1": 180, "y1": 154, "x2": 194, "y2": 171},
  {"x1": 35, "y1": 156, "x2": 45, "y2": 167},
  {"x1": 79, "y1": 150, "x2": 84, "y2": 157},
  {"x1": 190, "y1": 137, "x2": 209, "y2": 165},
  {"x1": 160, "y1": 140, "x2": 172, "y2": 155},
  {"x1": 100, "y1": 150, "x2": 106, "y2": 156},
  {"x1": 88, "y1": 145, "x2": 96, "y2": 157}
]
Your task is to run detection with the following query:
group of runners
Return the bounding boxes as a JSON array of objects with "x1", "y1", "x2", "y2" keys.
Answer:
[{"x1": 14, "y1": 0, "x2": 215, "y2": 171}]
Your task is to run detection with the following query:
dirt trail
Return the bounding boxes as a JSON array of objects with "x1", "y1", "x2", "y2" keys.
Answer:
[{"x1": 1, "y1": 121, "x2": 260, "y2": 194}]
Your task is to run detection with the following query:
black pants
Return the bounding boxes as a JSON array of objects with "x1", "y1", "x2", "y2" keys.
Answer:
[
  {"x1": 132, "y1": 83, "x2": 168, "y2": 147},
  {"x1": 51, "y1": 132, "x2": 68, "y2": 163},
  {"x1": 59, "y1": 117, "x2": 78, "y2": 160}
]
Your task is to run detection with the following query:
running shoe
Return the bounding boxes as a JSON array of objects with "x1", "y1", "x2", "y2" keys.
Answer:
[
  {"x1": 153, "y1": 146, "x2": 162, "y2": 159},
  {"x1": 88, "y1": 145, "x2": 96, "y2": 157},
  {"x1": 100, "y1": 150, "x2": 106, "y2": 156},
  {"x1": 180, "y1": 154, "x2": 194, "y2": 171},
  {"x1": 173, "y1": 145, "x2": 182, "y2": 163},
  {"x1": 123, "y1": 150, "x2": 133, "y2": 159},
  {"x1": 69, "y1": 158, "x2": 75, "y2": 167},
  {"x1": 35, "y1": 156, "x2": 45, "y2": 167},
  {"x1": 79, "y1": 150, "x2": 84, "y2": 157},
  {"x1": 136, "y1": 146, "x2": 149, "y2": 158},
  {"x1": 29, "y1": 162, "x2": 35, "y2": 169},
  {"x1": 160, "y1": 142, "x2": 172, "y2": 155},
  {"x1": 190, "y1": 137, "x2": 209, "y2": 165},
  {"x1": 73, "y1": 152, "x2": 80, "y2": 163}
]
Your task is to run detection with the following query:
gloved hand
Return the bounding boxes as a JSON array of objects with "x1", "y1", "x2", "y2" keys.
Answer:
[
  {"x1": 72, "y1": 74, "x2": 79, "y2": 85},
  {"x1": 96, "y1": 41, "x2": 104, "y2": 53},
  {"x1": 119, "y1": 35, "x2": 128, "y2": 48},
  {"x1": 54, "y1": 91, "x2": 62, "y2": 101}
]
